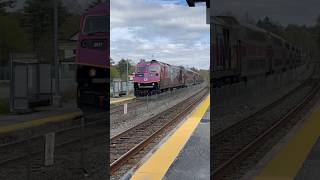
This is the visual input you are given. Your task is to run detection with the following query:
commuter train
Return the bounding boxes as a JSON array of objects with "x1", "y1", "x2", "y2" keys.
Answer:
[
  {"x1": 76, "y1": 1, "x2": 109, "y2": 108},
  {"x1": 133, "y1": 60, "x2": 203, "y2": 96},
  {"x1": 211, "y1": 16, "x2": 310, "y2": 88}
]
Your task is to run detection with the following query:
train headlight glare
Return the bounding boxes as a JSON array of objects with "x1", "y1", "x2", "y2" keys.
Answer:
[
  {"x1": 152, "y1": 83, "x2": 155, "y2": 85},
  {"x1": 89, "y1": 69, "x2": 96, "y2": 77}
]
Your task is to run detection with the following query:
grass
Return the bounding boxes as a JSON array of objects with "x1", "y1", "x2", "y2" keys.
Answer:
[{"x1": 0, "y1": 99, "x2": 10, "y2": 115}]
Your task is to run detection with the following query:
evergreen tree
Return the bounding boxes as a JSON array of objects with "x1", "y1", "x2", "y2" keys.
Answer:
[
  {"x1": 117, "y1": 59, "x2": 133, "y2": 80},
  {"x1": 21, "y1": 0, "x2": 68, "y2": 60},
  {"x1": 89, "y1": 0, "x2": 103, "y2": 8},
  {"x1": 0, "y1": 0, "x2": 15, "y2": 15}
]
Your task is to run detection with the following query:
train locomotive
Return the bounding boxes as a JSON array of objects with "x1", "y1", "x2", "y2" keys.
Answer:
[
  {"x1": 133, "y1": 60, "x2": 202, "y2": 96},
  {"x1": 211, "y1": 16, "x2": 309, "y2": 88},
  {"x1": 76, "y1": 1, "x2": 109, "y2": 108}
]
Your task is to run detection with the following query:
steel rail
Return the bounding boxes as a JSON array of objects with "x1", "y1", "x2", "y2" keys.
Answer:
[
  {"x1": 110, "y1": 87, "x2": 209, "y2": 174},
  {"x1": 0, "y1": 114, "x2": 107, "y2": 166},
  {"x1": 212, "y1": 80, "x2": 320, "y2": 179}
]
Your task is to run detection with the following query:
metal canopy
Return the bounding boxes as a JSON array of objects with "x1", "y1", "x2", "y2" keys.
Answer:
[{"x1": 186, "y1": 0, "x2": 210, "y2": 8}]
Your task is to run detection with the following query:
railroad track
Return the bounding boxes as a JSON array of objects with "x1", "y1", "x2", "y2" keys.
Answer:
[
  {"x1": 110, "y1": 87, "x2": 209, "y2": 175},
  {"x1": 212, "y1": 78, "x2": 320, "y2": 179},
  {"x1": 0, "y1": 113, "x2": 107, "y2": 168},
  {"x1": 110, "y1": 100, "x2": 144, "y2": 114}
]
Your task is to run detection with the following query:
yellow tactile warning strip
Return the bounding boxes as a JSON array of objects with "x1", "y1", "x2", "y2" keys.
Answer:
[
  {"x1": 130, "y1": 95, "x2": 210, "y2": 180},
  {"x1": 110, "y1": 97, "x2": 135, "y2": 104},
  {"x1": 0, "y1": 111, "x2": 82, "y2": 135},
  {"x1": 255, "y1": 108, "x2": 320, "y2": 180}
]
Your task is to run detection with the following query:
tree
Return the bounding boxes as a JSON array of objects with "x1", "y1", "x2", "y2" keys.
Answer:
[
  {"x1": 199, "y1": 69, "x2": 209, "y2": 82},
  {"x1": 110, "y1": 58, "x2": 115, "y2": 65},
  {"x1": 0, "y1": 0, "x2": 15, "y2": 15},
  {"x1": 110, "y1": 66, "x2": 120, "y2": 79},
  {"x1": 0, "y1": 15, "x2": 28, "y2": 65},
  {"x1": 22, "y1": 0, "x2": 68, "y2": 60},
  {"x1": 190, "y1": 67, "x2": 199, "y2": 72},
  {"x1": 89, "y1": 0, "x2": 103, "y2": 8},
  {"x1": 256, "y1": 16, "x2": 284, "y2": 37},
  {"x1": 117, "y1": 59, "x2": 134, "y2": 80},
  {"x1": 60, "y1": 14, "x2": 81, "y2": 40}
]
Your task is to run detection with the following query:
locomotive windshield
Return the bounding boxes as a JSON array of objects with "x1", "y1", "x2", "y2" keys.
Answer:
[
  {"x1": 149, "y1": 66, "x2": 160, "y2": 72},
  {"x1": 83, "y1": 15, "x2": 108, "y2": 34},
  {"x1": 136, "y1": 66, "x2": 146, "y2": 73}
]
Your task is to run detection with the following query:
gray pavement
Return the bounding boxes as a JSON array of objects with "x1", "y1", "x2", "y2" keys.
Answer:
[
  {"x1": 164, "y1": 108, "x2": 210, "y2": 180},
  {"x1": 295, "y1": 137, "x2": 320, "y2": 180}
]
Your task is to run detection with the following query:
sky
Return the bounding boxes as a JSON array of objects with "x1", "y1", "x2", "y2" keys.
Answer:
[
  {"x1": 110, "y1": 0, "x2": 210, "y2": 70},
  {"x1": 8, "y1": 0, "x2": 96, "y2": 14},
  {"x1": 212, "y1": 0, "x2": 320, "y2": 26}
]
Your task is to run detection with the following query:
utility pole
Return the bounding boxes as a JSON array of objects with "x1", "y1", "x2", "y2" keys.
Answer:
[
  {"x1": 52, "y1": 0, "x2": 61, "y2": 107},
  {"x1": 126, "y1": 59, "x2": 129, "y2": 95}
]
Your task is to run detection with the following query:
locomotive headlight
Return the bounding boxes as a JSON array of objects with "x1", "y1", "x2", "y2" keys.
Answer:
[
  {"x1": 89, "y1": 69, "x2": 96, "y2": 77},
  {"x1": 152, "y1": 83, "x2": 155, "y2": 86}
]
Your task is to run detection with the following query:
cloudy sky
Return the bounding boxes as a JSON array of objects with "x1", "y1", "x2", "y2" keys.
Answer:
[
  {"x1": 212, "y1": 0, "x2": 320, "y2": 26},
  {"x1": 110, "y1": 0, "x2": 210, "y2": 70}
]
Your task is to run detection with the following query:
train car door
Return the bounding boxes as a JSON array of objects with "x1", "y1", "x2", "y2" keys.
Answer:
[
  {"x1": 234, "y1": 40, "x2": 242, "y2": 75},
  {"x1": 223, "y1": 28, "x2": 231, "y2": 71},
  {"x1": 179, "y1": 69, "x2": 183, "y2": 84}
]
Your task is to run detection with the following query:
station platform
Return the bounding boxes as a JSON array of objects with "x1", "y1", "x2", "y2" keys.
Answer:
[
  {"x1": 110, "y1": 96, "x2": 135, "y2": 105},
  {"x1": 254, "y1": 106, "x2": 320, "y2": 180},
  {"x1": 128, "y1": 95, "x2": 210, "y2": 180},
  {"x1": 0, "y1": 107, "x2": 82, "y2": 136}
]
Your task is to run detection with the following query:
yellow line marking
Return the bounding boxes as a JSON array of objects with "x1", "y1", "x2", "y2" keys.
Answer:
[
  {"x1": 255, "y1": 108, "x2": 320, "y2": 180},
  {"x1": 110, "y1": 97, "x2": 135, "y2": 104},
  {"x1": 130, "y1": 95, "x2": 210, "y2": 180},
  {"x1": 0, "y1": 112, "x2": 82, "y2": 135}
]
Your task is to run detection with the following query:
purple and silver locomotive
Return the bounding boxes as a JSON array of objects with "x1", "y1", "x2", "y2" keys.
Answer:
[{"x1": 133, "y1": 60, "x2": 202, "y2": 96}]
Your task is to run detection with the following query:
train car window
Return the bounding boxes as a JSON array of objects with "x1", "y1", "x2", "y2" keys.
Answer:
[
  {"x1": 216, "y1": 32, "x2": 224, "y2": 67},
  {"x1": 83, "y1": 15, "x2": 108, "y2": 34},
  {"x1": 137, "y1": 66, "x2": 146, "y2": 73}
]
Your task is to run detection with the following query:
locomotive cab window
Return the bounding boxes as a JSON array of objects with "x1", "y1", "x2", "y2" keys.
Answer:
[
  {"x1": 83, "y1": 15, "x2": 108, "y2": 34},
  {"x1": 149, "y1": 66, "x2": 160, "y2": 72},
  {"x1": 136, "y1": 66, "x2": 146, "y2": 73}
]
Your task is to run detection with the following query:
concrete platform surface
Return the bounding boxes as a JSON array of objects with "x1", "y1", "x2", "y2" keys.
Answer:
[
  {"x1": 130, "y1": 95, "x2": 210, "y2": 180},
  {"x1": 254, "y1": 106, "x2": 320, "y2": 180},
  {"x1": 295, "y1": 137, "x2": 320, "y2": 180},
  {"x1": 0, "y1": 107, "x2": 82, "y2": 134},
  {"x1": 164, "y1": 108, "x2": 210, "y2": 180}
]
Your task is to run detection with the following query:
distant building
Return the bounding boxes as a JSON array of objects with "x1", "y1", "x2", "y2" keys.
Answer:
[
  {"x1": 58, "y1": 32, "x2": 79, "y2": 79},
  {"x1": 59, "y1": 32, "x2": 78, "y2": 62}
]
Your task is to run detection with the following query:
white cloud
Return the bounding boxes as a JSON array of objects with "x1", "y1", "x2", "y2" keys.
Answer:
[{"x1": 111, "y1": 0, "x2": 209, "y2": 69}]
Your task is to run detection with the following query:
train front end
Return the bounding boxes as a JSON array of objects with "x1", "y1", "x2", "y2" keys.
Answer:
[
  {"x1": 76, "y1": 2, "x2": 109, "y2": 108},
  {"x1": 134, "y1": 60, "x2": 161, "y2": 96}
]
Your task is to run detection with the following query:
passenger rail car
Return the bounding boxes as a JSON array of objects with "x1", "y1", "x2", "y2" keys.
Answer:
[
  {"x1": 76, "y1": 1, "x2": 109, "y2": 108},
  {"x1": 133, "y1": 60, "x2": 202, "y2": 96},
  {"x1": 211, "y1": 16, "x2": 305, "y2": 88}
]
